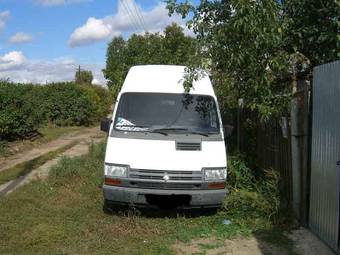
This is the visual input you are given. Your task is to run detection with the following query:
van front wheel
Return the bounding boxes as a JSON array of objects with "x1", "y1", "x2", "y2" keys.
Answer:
[
  {"x1": 103, "y1": 199, "x2": 128, "y2": 214},
  {"x1": 103, "y1": 199, "x2": 113, "y2": 214}
]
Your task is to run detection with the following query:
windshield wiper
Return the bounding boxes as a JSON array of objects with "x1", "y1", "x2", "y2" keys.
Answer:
[
  {"x1": 115, "y1": 125, "x2": 168, "y2": 136},
  {"x1": 151, "y1": 127, "x2": 187, "y2": 133},
  {"x1": 152, "y1": 127, "x2": 210, "y2": 137},
  {"x1": 115, "y1": 124, "x2": 149, "y2": 128},
  {"x1": 186, "y1": 130, "x2": 210, "y2": 137},
  {"x1": 148, "y1": 129, "x2": 168, "y2": 136}
]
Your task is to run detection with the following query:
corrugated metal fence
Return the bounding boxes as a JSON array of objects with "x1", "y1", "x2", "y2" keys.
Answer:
[{"x1": 309, "y1": 61, "x2": 340, "y2": 251}]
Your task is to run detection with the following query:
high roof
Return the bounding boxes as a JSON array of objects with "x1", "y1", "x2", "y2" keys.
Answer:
[{"x1": 119, "y1": 65, "x2": 216, "y2": 98}]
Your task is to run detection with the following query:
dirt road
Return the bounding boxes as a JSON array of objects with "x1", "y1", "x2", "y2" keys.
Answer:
[
  {"x1": 0, "y1": 127, "x2": 104, "y2": 172},
  {"x1": 0, "y1": 126, "x2": 106, "y2": 195},
  {"x1": 173, "y1": 227, "x2": 335, "y2": 255}
]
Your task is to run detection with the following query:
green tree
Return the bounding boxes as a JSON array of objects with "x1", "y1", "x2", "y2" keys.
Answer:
[
  {"x1": 75, "y1": 68, "x2": 94, "y2": 85},
  {"x1": 126, "y1": 33, "x2": 165, "y2": 65},
  {"x1": 166, "y1": 0, "x2": 340, "y2": 118},
  {"x1": 167, "y1": 0, "x2": 290, "y2": 118},
  {"x1": 163, "y1": 23, "x2": 198, "y2": 65},
  {"x1": 102, "y1": 37, "x2": 127, "y2": 97},
  {"x1": 102, "y1": 23, "x2": 198, "y2": 100},
  {"x1": 283, "y1": 0, "x2": 340, "y2": 66}
]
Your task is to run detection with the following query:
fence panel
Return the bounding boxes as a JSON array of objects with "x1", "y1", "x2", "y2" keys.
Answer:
[
  {"x1": 239, "y1": 111, "x2": 293, "y2": 207},
  {"x1": 309, "y1": 60, "x2": 340, "y2": 251}
]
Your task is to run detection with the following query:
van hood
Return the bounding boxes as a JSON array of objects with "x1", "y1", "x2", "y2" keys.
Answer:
[{"x1": 105, "y1": 137, "x2": 227, "y2": 171}]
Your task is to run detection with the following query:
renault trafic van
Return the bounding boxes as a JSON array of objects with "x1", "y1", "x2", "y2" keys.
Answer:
[{"x1": 101, "y1": 65, "x2": 227, "y2": 210}]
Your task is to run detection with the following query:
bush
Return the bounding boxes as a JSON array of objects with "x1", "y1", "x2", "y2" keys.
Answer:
[
  {"x1": 77, "y1": 84, "x2": 112, "y2": 121},
  {"x1": 40, "y1": 83, "x2": 96, "y2": 126},
  {"x1": 223, "y1": 154, "x2": 280, "y2": 222},
  {"x1": 0, "y1": 81, "x2": 111, "y2": 140},
  {"x1": 0, "y1": 82, "x2": 43, "y2": 139}
]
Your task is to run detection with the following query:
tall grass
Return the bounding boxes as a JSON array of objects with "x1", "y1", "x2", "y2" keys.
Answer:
[
  {"x1": 223, "y1": 154, "x2": 281, "y2": 225},
  {"x1": 0, "y1": 143, "x2": 293, "y2": 255}
]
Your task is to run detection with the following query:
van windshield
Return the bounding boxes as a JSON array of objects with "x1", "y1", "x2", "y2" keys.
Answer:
[{"x1": 114, "y1": 92, "x2": 220, "y2": 134}]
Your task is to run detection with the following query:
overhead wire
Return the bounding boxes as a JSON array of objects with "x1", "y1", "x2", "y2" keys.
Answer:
[
  {"x1": 119, "y1": 0, "x2": 141, "y2": 32},
  {"x1": 131, "y1": 0, "x2": 148, "y2": 32},
  {"x1": 120, "y1": 0, "x2": 144, "y2": 32}
]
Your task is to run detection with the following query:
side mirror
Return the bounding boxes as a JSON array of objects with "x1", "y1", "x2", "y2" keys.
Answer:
[
  {"x1": 100, "y1": 118, "x2": 112, "y2": 133},
  {"x1": 223, "y1": 124, "x2": 234, "y2": 138}
]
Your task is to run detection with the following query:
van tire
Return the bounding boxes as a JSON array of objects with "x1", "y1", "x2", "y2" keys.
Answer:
[
  {"x1": 103, "y1": 200, "x2": 128, "y2": 214},
  {"x1": 103, "y1": 199, "x2": 113, "y2": 214}
]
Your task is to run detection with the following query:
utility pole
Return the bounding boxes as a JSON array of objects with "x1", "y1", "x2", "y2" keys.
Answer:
[
  {"x1": 290, "y1": 52, "x2": 310, "y2": 226},
  {"x1": 78, "y1": 65, "x2": 81, "y2": 83},
  {"x1": 237, "y1": 98, "x2": 244, "y2": 151},
  {"x1": 291, "y1": 57, "x2": 300, "y2": 221}
]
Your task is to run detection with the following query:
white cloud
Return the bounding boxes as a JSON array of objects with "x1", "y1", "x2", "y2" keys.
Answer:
[
  {"x1": 69, "y1": 0, "x2": 191, "y2": 47},
  {"x1": 0, "y1": 10, "x2": 10, "y2": 32},
  {"x1": 69, "y1": 18, "x2": 112, "y2": 47},
  {"x1": 8, "y1": 32, "x2": 33, "y2": 44},
  {"x1": 34, "y1": 0, "x2": 90, "y2": 6},
  {"x1": 0, "y1": 51, "x2": 106, "y2": 85},
  {"x1": 0, "y1": 51, "x2": 26, "y2": 71}
]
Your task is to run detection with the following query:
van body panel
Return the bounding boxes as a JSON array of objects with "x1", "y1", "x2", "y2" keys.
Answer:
[
  {"x1": 120, "y1": 65, "x2": 216, "y2": 98},
  {"x1": 105, "y1": 137, "x2": 226, "y2": 171},
  {"x1": 103, "y1": 185, "x2": 227, "y2": 208}
]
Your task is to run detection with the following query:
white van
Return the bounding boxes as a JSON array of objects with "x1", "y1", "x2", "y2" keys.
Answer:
[{"x1": 101, "y1": 65, "x2": 228, "y2": 211}]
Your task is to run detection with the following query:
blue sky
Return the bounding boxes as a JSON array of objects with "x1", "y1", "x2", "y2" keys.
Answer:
[{"x1": 0, "y1": 0, "x2": 191, "y2": 84}]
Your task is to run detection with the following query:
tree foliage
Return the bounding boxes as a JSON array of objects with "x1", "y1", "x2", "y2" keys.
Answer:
[
  {"x1": 75, "y1": 68, "x2": 94, "y2": 85},
  {"x1": 166, "y1": 0, "x2": 340, "y2": 118},
  {"x1": 103, "y1": 23, "x2": 198, "y2": 99},
  {"x1": 283, "y1": 0, "x2": 340, "y2": 66}
]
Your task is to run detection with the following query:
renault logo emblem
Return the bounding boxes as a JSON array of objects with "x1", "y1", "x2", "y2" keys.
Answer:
[{"x1": 163, "y1": 174, "x2": 170, "y2": 182}]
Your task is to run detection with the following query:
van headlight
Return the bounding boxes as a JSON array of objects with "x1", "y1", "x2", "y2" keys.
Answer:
[
  {"x1": 104, "y1": 164, "x2": 128, "y2": 177},
  {"x1": 204, "y1": 167, "x2": 227, "y2": 181}
]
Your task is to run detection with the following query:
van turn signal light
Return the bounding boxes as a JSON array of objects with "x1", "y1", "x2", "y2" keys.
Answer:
[
  {"x1": 105, "y1": 177, "x2": 122, "y2": 186},
  {"x1": 208, "y1": 182, "x2": 225, "y2": 189}
]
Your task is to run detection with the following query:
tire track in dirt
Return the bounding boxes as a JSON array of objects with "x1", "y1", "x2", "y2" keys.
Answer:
[
  {"x1": 0, "y1": 127, "x2": 104, "y2": 172},
  {"x1": 0, "y1": 127, "x2": 106, "y2": 195}
]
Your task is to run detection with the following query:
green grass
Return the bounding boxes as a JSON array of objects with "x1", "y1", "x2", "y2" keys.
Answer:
[
  {"x1": 38, "y1": 126, "x2": 84, "y2": 142},
  {"x1": 0, "y1": 142, "x2": 77, "y2": 185},
  {"x1": 0, "y1": 126, "x2": 85, "y2": 158},
  {"x1": 255, "y1": 228, "x2": 299, "y2": 255},
  {"x1": 0, "y1": 143, "x2": 296, "y2": 255}
]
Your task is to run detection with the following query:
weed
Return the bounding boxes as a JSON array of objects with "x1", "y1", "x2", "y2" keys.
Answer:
[
  {"x1": 223, "y1": 154, "x2": 281, "y2": 223},
  {"x1": 0, "y1": 140, "x2": 12, "y2": 157},
  {"x1": 38, "y1": 126, "x2": 84, "y2": 142},
  {"x1": 0, "y1": 143, "x2": 295, "y2": 254},
  {"x1": 0, "y1": 141, "x2": 77, "y2": 185}
]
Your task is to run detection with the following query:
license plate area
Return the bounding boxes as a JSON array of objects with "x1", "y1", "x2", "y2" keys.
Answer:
[{"x1": 145, "y1": 194, "x2": 191, "y2": 209}]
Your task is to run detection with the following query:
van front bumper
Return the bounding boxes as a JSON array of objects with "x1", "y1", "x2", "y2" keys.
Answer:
[{"x1": 103, "y1": 185, "x2": 227, "y2": 208}]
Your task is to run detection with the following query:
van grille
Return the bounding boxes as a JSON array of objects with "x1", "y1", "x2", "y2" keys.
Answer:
[
  {"x1": 128, "y1": 169, "x2": 203, "y2": 190},
  {"x1": 176, "y1": 142, "x2": 201, "y2": 151},
  {"x1": 129, "y1": 169, "x2": 202, "y2": 181}
]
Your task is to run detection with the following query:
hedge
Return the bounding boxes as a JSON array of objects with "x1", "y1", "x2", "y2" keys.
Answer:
[{"x1": 0, "y1": 81, "x2": 111, "y2": 140}]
